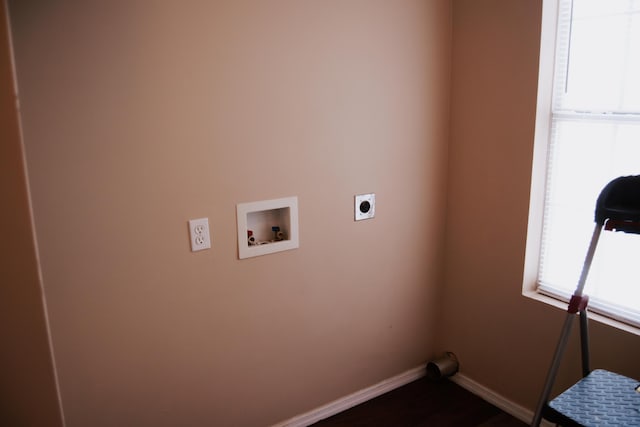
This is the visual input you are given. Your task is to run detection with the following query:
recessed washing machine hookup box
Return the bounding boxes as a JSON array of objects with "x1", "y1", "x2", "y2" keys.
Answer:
[{"x1": 236, "y1": 196, "x2": 299, "y2": 259}]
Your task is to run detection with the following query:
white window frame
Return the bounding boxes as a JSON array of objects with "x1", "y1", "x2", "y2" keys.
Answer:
[{"x1": 523, "y1": 0, "x2": 640, "y2": 335}]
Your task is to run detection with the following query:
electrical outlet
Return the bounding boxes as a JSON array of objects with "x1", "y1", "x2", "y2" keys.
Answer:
[
  {"x1": 355, "y1": 193, "x2": 375, "y2": 221},
  {"x1": 188, "y1": 218, "x2": 211, "y2": 252}
]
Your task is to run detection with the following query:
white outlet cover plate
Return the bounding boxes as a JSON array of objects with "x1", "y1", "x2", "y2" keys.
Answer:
[
  {"x1": 188, "y1": 217, "x2": 211, "y2": 251},
  {"x1": 355, "y1": 193, "x2": 375, "y2": 221}
]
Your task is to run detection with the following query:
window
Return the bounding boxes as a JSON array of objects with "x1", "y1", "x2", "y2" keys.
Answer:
[{"x1": 533, "y1": 0, "x2": 640, "y2": 328}]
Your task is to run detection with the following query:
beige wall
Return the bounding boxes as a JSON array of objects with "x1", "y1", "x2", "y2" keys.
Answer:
[
  {"x1": 443, "y1": 0, "x2": 640, "y2": 411},
  {"x1": 7, "y1": 1, "x2": 639, "y2": 425},
  {"x1": 7, "y1": 1, "x2": 451, "y2": 425},
  {"x1": 0, "y1": 3, "x2": 63, "y2": 426}
]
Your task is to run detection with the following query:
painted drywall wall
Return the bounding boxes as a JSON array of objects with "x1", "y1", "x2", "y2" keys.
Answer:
[
  {"x1": 443, "y1": 0, "x2": 640, "y2": 413},
  {"x1": 7, "y1": 1, "x2": 451, "y2": 425},
  {"x1": 0, "y1": 3, "x2": 62, "y2": 425}
]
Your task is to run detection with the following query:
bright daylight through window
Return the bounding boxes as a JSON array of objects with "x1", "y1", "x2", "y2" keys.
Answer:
[{"x1": 537, "y1": 0, "x2": 640, "y2": 327}]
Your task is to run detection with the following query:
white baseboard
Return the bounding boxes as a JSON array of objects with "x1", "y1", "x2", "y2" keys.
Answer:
[
  {"x1": 450, "y1": 373, "x2": 553, "y2": 427},
  {"x1": 272, "y1": 365, "x2": 552, "y2": 427},
  {"x1": 271, "y1": 365, "x2": 427, "y2": 427}
]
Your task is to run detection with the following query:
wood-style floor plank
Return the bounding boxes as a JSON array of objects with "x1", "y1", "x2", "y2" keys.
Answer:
[{"x1": 311, "y1": 377, "x2": 528, "y2": 427}]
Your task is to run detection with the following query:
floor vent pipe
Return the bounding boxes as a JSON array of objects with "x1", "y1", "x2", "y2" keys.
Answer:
[{"x1": 426, "y1": 352, "x2": 459, "y2": 380}]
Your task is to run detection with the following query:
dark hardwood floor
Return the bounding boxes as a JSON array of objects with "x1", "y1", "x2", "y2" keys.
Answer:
[{"x1": 311, "y1": 376, "x2": 528, "y2": 427}]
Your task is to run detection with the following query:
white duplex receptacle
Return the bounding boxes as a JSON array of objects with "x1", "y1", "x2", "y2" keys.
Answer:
[
  {"x1": 188, "y1": 218, "x2": 211, "y2": 252},
  {"x1": 355, "y1": 193, "x2": 375, "y2": 221}
]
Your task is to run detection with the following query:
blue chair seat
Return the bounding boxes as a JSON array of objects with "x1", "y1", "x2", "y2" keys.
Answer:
[{"x1": 547, "y1": 369, "x2": 640, "y2": 427}]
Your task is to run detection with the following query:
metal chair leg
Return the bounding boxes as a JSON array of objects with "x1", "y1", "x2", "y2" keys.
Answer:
[{"x1": 530, "y1": 225, "x2": 602, "y2": 426}]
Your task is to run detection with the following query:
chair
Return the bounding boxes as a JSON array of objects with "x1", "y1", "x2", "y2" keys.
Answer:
[{"x1": 531, "y1": 175, "x2": 640, "y2": 427}]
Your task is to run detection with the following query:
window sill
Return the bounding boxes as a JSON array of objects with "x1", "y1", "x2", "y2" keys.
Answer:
[{"x1": 522, "y1": 290, "x2": 640, "y2": 337}]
